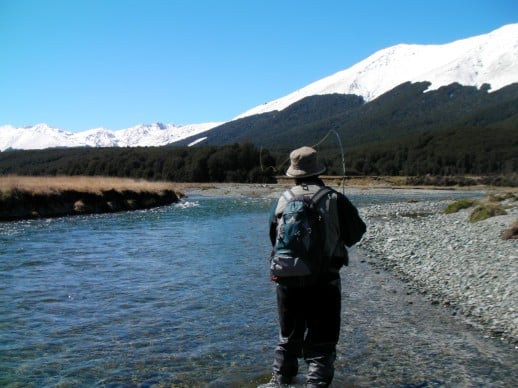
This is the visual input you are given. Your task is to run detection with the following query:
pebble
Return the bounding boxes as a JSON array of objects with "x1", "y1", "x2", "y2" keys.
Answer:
[{"x1": 357, "y1": 197, "x2": 518, "y2": 343}]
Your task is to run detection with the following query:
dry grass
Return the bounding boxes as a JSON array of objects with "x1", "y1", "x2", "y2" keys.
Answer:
[{"x1": 0, "y1": 175, "x2": 178, "y2": 195}]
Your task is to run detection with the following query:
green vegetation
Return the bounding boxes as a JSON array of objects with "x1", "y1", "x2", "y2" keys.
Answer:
[
  {"x1": 488, "y1": 192, "x2": 518, "y2": 202},
  {"x1": 340, "y1": 124, "x2": 517, "y2": 178},
  {"x1": 444, "y1": 199, "x2": 476, "y2": 214},
  {"x1": 1, "y1": 83, "x2": 517, "y2": 186},
  {"x1": 469, "y1": 203, "x2": 507, "y2": 222},
  {"x1": 445, "y1": 192, "x2": 516, "y2": 223},
  {"x1": 175, "y1": 82, "x2": 517, "y2": 182},
  {"x1": 0, "y1": 143, "x2": 277, "y2": 184}
]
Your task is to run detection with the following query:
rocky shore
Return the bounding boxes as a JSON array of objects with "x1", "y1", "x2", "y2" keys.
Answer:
[{"x1": 357, "y1": 195, "x2": 518, "y2": 344}]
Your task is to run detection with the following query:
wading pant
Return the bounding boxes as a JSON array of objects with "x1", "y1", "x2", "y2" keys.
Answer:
[{"x1": 273, "y1": 278, "x2": 341, "y2": 387}]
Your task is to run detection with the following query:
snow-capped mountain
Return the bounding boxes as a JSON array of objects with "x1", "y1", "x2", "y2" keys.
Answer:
[
  {"x1": 0, "y1": 122, "x2": 222, "y2": 151},
  {"x1": 235, "y1": 23, "x2": 518, "y2": 119},
  {"x1": 0, "y1": 124, "x2": 85, "y2": 151},
  {"x1": 1, "y1": 23, "x2": 517, "y2": 151}
]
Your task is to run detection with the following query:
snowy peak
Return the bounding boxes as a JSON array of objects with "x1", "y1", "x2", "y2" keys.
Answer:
[
  {"x1": 235, "y1": 23, "x2": 518, "y2": 119},
  {"x1": 0, "y1": 122, "x2": 223, "y2": 151},
  {"x1": 2, "y1": 23, "x2": 517, "y2": 151},
  {"x1": 73, "y1": 127, "x2": 119, "y2": 148},
  {"x1": 0, "y1": 124, "x2": 82, "y2": 150}
]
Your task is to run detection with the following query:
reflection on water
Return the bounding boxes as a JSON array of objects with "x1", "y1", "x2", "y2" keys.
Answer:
[{"x1": 1, "y1": 190, "x2": 515, "y2": 386}]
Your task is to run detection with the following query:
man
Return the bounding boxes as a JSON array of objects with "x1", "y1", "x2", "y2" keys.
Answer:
[{"x1": 268, "y1": 146, "x2": 366, "y2": 387}]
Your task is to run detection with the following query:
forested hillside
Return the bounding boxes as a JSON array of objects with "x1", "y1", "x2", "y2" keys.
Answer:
[
  {"x1": 0, "y1": 131, "x2": 516, "y2": 186},
  {"x1": 177, "y1": 82, "x2": 518, "y2": 151},
  {"x1": 1, "y1": 83, "x2": 516, "y2": 186},
  {"x1": 0, "y1": 143, "x2": 277, "y2": 183}
]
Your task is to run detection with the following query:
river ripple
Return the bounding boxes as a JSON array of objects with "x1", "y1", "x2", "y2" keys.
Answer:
[{"x1": 1, "y1": 191, "x2": 515, "y2": 387}]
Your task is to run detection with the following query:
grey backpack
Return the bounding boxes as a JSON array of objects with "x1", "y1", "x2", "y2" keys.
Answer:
[{"x1": 270, "y1": 187, "x2": 332, "y2": 286}]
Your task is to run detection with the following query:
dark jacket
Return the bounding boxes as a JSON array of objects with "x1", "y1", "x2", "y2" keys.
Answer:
[{"x1": 269, "y1": 177, "x2": 366, "y2": 272}]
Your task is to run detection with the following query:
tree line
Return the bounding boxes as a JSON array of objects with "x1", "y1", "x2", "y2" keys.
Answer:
[
  {"x1": 0, "y1": 143, "x2": 276, "y2": 183},
  {"x1": 0, "y1": 137, "x2": 516, "y2": 186}
]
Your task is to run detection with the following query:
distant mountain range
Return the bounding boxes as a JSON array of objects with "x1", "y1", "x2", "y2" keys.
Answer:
[
  {"x1": 0, "y1": 122, "x2": 222, "y2": 151},
  {"x1": 1, "y1": 23, "x2": 517, "y2": 151}
]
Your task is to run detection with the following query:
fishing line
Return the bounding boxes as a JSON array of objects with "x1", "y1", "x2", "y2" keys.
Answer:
[
  {"x1": 309, "y1": 129, "x2": 346, "y2": 194},
  {"x1": 325, "y1": 130, "x2": 346, "y2": 194},
  {"x1": 260, "y1": 129, "x2": 347, "y2": 193}
]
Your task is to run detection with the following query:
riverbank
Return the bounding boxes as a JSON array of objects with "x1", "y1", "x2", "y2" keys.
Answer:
[
  {"x1": 1, "y1": 176, "x2": 511, "y2": 221},
  {"x1": 2, "y1": 176, "x2": 516, "y2": 343},
  {"x1": 357, "y1": 195, "x2": 518, "y2": 344},
  {"x1": 0, "y1": 176, "x2": 183, "y2": 221},
  {"x1": 179, "y1": 178, "x2": 515, "y2": 198}
]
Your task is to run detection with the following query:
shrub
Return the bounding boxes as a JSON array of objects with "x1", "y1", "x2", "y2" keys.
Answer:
[
  {"x1": 469, "y1": 203, "x2": 507, "y2": 222},
  {"x1": 444, "y1": 199, "x2": 476, "y2": 214},
  {"x1": 488, "y1": 191, "x2": 518, "y2": 202}
]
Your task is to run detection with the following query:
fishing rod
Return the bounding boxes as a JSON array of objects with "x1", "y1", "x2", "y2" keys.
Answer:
[
  {"x1": 311, "y1": 129, "x2": 346, "y2": 194},
  {"x1": 260, "y1": 129, "x2": 347, "y2": 193}
]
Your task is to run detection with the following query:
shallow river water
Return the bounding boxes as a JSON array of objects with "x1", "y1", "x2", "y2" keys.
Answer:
[{"x1": 1, "y1": 190, "x2": 516, "y2": 387}]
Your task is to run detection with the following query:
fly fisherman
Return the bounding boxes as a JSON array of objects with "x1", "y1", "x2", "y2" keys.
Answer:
[{"x1": 267, "y1": 146, "x2": 366, "y2": 387}]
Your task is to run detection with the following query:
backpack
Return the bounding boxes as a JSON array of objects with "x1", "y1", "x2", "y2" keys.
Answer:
[{"x1": 270, "y1": 186, "x2": 332, "y2": 286}]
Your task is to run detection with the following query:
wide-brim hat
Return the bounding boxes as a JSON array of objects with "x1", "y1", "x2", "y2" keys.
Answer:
[{"x1": 286, "y1": 146, "x2": 327, "y2": 178}]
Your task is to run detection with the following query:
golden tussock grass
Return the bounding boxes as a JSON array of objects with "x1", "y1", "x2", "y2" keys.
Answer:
[{"x1": 0, "y1": 175, "x2": 178, "y2": 195}]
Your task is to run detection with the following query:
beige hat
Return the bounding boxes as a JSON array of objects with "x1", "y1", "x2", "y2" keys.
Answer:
[{"x1": 286, "y1": 146, "x2": 326, "y2": 178}]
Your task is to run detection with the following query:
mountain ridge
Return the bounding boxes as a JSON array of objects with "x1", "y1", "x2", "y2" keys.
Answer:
[
  {"x1": 175, "y1": 81, "x2": 518, "y2": 150},
  {"x1": 233, "y1": 23, "x2": 518, "y2": 119},
  {"x1": 1, "y1": 23, "x2": 517, "y2": 151},
  {"x1": 0, "y1": 121, "x2": 222, "y2": 151}
]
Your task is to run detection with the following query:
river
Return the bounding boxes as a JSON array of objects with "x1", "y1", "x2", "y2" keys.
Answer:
[{"x1": 1, "y1": 190, "x2": 516, "y2": 387}]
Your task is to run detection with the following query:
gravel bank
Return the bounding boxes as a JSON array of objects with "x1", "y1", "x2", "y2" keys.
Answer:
[{"x1": 357, "y1": 196, "x2": 518, "y2": 344}]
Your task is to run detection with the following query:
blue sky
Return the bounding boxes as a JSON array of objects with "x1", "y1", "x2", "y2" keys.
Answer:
[{"x1": 1, "y1": 0, "x2": 516, "y2": 132}]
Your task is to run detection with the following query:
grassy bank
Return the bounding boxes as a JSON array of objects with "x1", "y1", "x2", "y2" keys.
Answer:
[
  {"x1": 0, "y1": 176, "x2": 183, "y2": 221},
  {"x1": 0, "y1": 175, "x2": 181, "y2": 194}
]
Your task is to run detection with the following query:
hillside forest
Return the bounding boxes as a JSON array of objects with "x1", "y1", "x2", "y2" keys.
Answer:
[
  {"x1": 0, "y1": 136, "x2": 516, "y2": 187},
  {"x1": 1, "y1": 83, "x2": 517, "y2": 187}
]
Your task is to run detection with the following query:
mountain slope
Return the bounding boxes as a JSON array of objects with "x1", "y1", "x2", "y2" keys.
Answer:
[
  {"x1": 234, "y1": 23, "x2": 518, "y2": 119},
  {"x1": 176, "y1": 82, "x2": 518, "y2": 150},
  {"x1": 1, "y1": 23, "x2": 517, "y2": 151},
  {"x1": 176, "y1": 93, "x2": 364, "y2": 148}
]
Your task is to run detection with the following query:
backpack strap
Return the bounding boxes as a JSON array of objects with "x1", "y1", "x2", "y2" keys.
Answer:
[
  {"x1": 281, "y1": 189, "x2": 295, "y2": 202},
  {"x1": 310, "y1": 186, "x2": 333, "y2": 206},
  {"x1": 279, "y1": 186, "x2": 332, "y2": 212}
]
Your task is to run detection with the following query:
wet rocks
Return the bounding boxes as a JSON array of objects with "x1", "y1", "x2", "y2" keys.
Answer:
[{"x1": 357, "y1": 198, "x2": 518, "y2": 343}]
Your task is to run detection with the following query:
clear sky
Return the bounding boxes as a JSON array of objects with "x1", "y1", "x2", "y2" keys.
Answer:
[{"x1": 1, "y1": 0, "x2": 516, "y2": 132}]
